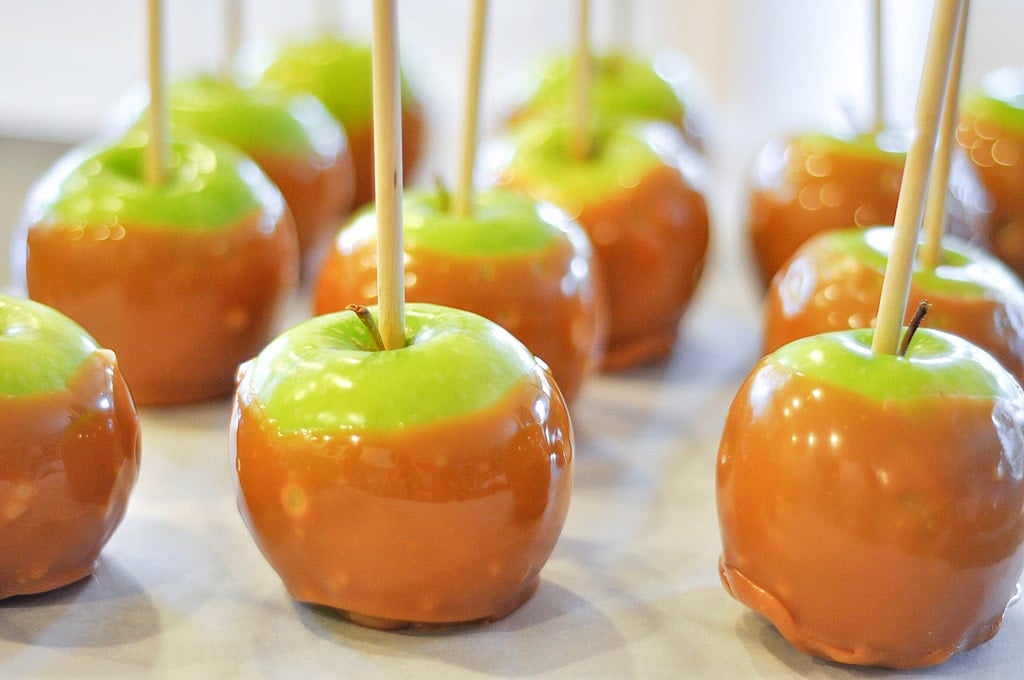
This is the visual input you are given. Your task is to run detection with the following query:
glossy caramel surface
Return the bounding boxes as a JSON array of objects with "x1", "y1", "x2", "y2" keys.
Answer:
[
  {"x1": 717, "y1": 362, "x2": 1024, "y2": 668},
  {"x1": 23, "y1": 211, "x2": 298, "y2": 406},
  {"x1": 232, "y1": 373, "x2": 573, "y2": 628},
  {"x1": 0, "y1": 350, "x2": 140, "y2": 599}
]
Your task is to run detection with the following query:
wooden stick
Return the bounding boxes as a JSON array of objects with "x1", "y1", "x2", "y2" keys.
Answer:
[
  {"x1": 919, "y1": 0, "x2": 970, "y2": 269},
  {"x1": 454, "y1": 0, "x2": 488, "y2": 218},
  {"x1": 871, "y1": 0, "x2": 961, "y2": 356},
  {"x1": 145, "y1": 0, "x2": 169, "y2": 186},
  {"x1": 371, "y1": 0, "x2": 406, "y2": 350},
  {"x1": 872, "y1": 0, "x2": 885, "y2": 133},
  {"x1": 222, "y1": 0, "x2": 242, "y2": 81},
  {"x1": 570, "y1": 0, "x2": 592, "y2": 161}
]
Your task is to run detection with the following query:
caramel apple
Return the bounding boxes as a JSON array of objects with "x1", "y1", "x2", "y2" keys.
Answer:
[
  {"x1": 313, "y1": 187, "x2": 605, "y2": 403},
  {"x1": 746, "y1": 129, "x2": 990, "y2": 289},
  {"x1": 763, "y1": 226, "x2": 1024, "y2": 380},
  {"x1": 1, "y1": 294, "x2": 139, "y2": 599},
  {"x1": 256, "y1": 35, "x2": 426, "y2": 207},
  {"x1": 231, "y1": 303, "x2": 573, "y2": 628},
  {"x1": 957, "y1": 66, "x2": 1024, "y2": 276},
  {"x1": 13, "y1": 129, "x2": 298, "y2": 405},
  {"x1": 491, "y1": 118, "x2": 709, "y2": 370}
]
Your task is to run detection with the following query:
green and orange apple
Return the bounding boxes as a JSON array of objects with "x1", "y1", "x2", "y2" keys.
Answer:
[
  {"x1": 717, "y1": 325, "x2": 1024, "y2": 668},
  {"x1": 0, "y1": 293, "x2": 140, "y2": 599},
  {"x1": 763, "y1": 226, "x2": 1024, "y2": 381},
  {"x1": 13, "y1": 128, "x2": 299, "y2": 406},
  {"x1": 746, "y1": 128, "x2": 991, "y2": 289},
  {"x1": 490, "y1": 117, "x2": 709, "y2": 370},
  {"x1": 313, "y1": 186, "x2": 605, "y2": 403},
  {"x1": 255, "y1": 35, "x2": 426, "y2": 207},
  {"x1": 231, "y1": 302, "x2": 573, "y2": 628}
]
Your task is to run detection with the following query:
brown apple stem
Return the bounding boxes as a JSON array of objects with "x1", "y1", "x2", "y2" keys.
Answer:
[
  {"x1": 434, "y1": 174, "x2": 451, "y2": 213},
  {"x1": 919, "y1": 0, "x2": 970, "y2": 270},
  {"x1": 872, "y1": 0, "x2": 885, "y2": 134},
  {"x1": 346, "y1": 304, "x2": 385, "y2": 351},
  {"x1": 222, "y1": 0, "x2": 242, "y2": 82},
  {"x1": 454, "y1": 0, "x2": 488, "y2": 218},
  {"x1": 570, "y1": 0, "x2": 592, "y2": 162},
  {"x1": 898, "y1": 300, "x2": 932, "y2": 357},
  {"x1": 145, "y1": 0, "x2": 169, "y2": 187},
  {"x1": 371, "y1": 0, "x2": 406, "y2": 350},
  {"x1": 871, "y1": 0, "x2": 960, "y2": 356}
]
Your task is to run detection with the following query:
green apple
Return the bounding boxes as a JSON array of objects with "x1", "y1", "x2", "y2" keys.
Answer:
[
  {"x1": 764, "y1": 226, "x2": 1024, "y2": 380},
  {"x1": 312, "y1": 186, "x2": 605, "y2": 403},
  {"x1": 255, "y1": 35, "x2": 426, "y2": 206},
  {"x1": 15, "y1": 127, "x2": 299, "y2": 406},
  {"x1": 747, "y1": 128, "x2": 990, "y2": 289},
  {"x1": 958, "y1": 67, "x2": 1024, "y2": 278},
  {"x1": 492, "y1": 117, "x2": 709, "y2": 370},
  {"x1": 231, "y1": 302, "x2": 574, "y2": 627},
  {"x1": 510, "y1": 50, "x2": 707, "y2": 154},
  {"x1": 717, "y1": 326, "x2": 1024, "y2": 668},
  {"x1": 0, "y1": 293, "x2": 140, "y2": 599}
]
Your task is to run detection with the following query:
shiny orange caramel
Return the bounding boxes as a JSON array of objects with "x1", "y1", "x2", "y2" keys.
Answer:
[
  {"x1": 718, "y1": 364, "x2": 1024, "y2": 668},
  {"x1": 763, "y1": 229, "x2": 1024, "y2": 381},
  {"x1": 231, "y1": 374, "x2": 573, "y2": 629},
  {"x1": 313, "y1": 228, "x2": 605, "y2": 405},
  {"x1": 1, "y1": 350, "x2": 140, "y2": 599},
  {"x1": 250, "y1": 145, "x2": 354, "y2": 274},
  {"x1": 347, "y1": 103, "x2": 426, "y2": 208},
  {"x1": 576, "y1": 162, "x2": 708, "y2": 369},
  {"x1": 24, "y1": 211, "x2": 298, "y2": 406}
]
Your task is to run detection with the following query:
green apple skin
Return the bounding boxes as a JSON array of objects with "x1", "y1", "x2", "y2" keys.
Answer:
[
  {"x1": 764, "y1": 226, "x2": 1024, "y2": 380},
  {"x1": 717, "y1": 327, "x2": 1024, "y2": 667},
  {"x1": 312, "y1": 187, "x2": 606, "y2": 402},
  {"x1": 0, "y1": 293, "x2": 99, "y2": 397},
  {"x1": 511, "y1": 50, "x2": 707, "y2": 154},
  {"x1": 16, "y1": 128, "x2": 299, "y2": 406},
  {"x1": 255, "y1": 35, "x2": 426, "y2": 206},
  {"x1": 958, "y1": 67, "x2": 1024, "y2": 278},
  {"x1": 492, "y1": 117, "x2": 709, "y2": 369},
  {"x1": 0, "y1": 293, "x2": 140, "y2": 599},
  {"x1": 231, "y1": 302, "x2": 573, "y2": 627}
]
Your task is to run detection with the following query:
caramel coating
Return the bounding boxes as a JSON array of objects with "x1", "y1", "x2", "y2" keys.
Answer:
[
  {"x1": 717, "y1": 365, "x2": 1024, "y2": 668},
  {"x1": 24, "y1": 211, "x2": 298, "y2": 406},
  {"x1": 347, "y1": 103, "x2": 426, "y2": 208},
  {"x1": 232, "y1": 375, "x2": 573, "y2": 628},
  {"x1": 957, "y1": 114, "x2": 1024, "y2": 277},
  {"x1": 1, "y1": 351, "x2": 140, "y2": 599}
]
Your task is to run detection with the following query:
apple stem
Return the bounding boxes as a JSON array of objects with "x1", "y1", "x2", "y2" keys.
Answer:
[
  {"x1": 222, "y1": 0, "x2": 242, "y2": 82},
  {"x1": 898, "y1": 299, "x2": 932, "y2": 357},
  {"x1": 919, "y1": 0, "x2": 970, "y2": 270},
  {"x1": 871, "y1": 0, "x2": 960, "y2": 356},
  {"x1": 346, "y1": 304, "x2": 385, "y2": 352},
  {"x1": 434, "y1": 175, "x2": 451, "y2": 213},
  {"x1": 454, "y1": 0, "x2": 488, "y2": 218},
  {"x1": 871, "y1": 0, "x2": 885, "y2": 134},
  {"x1": 145, "y1": 0, "x2": 169, "y2": 187},
  {"x1": 371, "y1": 0, "x2": 407, "y2": 350},
  {"x1": 570, "y1": 0, "x2": 592, "y2": 162}
]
